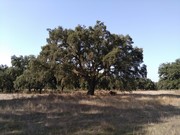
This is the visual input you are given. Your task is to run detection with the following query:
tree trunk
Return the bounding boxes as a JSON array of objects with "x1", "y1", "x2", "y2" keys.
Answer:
[
  {"x1": 87, "y1": 78, "x2": 96, "y2": 95},
  {"x1": 28, "y1": 84, "x2": 31, "y2": 93},
  {"x1": 61, "y1": 85, "x2": 64, "y2": 92},
  {"x1": 39, "y1": 88, "x2": 42, "y2": 94},
  {"x1": 1, "y1": 88, "x2": 3, "y2": 92}
]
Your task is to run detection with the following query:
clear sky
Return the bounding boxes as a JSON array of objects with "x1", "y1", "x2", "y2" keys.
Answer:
[{"x1": 0, "y1": 0, "x2": 180, "y2": 82}]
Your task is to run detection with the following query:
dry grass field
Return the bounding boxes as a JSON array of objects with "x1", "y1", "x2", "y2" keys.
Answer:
[{"x1": 0, "y1": 90, "x2": 179, "y2": 135}]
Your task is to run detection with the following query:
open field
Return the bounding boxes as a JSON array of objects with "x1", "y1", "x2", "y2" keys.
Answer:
[{"x1": 0, "y1": 90, "x2": 179, "y2": 135}]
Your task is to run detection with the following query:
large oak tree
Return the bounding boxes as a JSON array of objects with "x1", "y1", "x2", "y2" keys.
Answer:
[{"x1": 38, "y1": 21, "x2": 147, "y2": 95}]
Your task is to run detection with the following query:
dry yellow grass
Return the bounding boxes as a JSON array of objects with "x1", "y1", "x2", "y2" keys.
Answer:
[{"x1": 0, "y1": 90, "x2": 179, "y2": 135}]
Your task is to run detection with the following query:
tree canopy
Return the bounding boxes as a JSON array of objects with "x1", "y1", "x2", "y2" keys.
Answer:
[
  {"x1": 38, "y1": 21, "x2": 147, "y2": 95},
  {"x1": 158, "y1": 58, "x2": 180, "y2": 89}
]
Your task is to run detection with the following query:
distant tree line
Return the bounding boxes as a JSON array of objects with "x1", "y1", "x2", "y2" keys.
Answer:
[{"x1": 2, "y1": 21, "x2": 178, "y2": 94}]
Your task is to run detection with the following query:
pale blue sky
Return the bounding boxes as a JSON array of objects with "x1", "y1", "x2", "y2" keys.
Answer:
[{"x1": 0, "y1": 0, "x2": 180, "y2": 82}]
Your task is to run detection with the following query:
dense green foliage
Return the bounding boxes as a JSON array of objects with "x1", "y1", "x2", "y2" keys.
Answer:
[
  {"x1": 0, "y1": 55, "x2": 35, "y2": 92},
  {"x1": 0, "y1": 21, "x2": 158, "y2": 94},
  {"x1": 158, "y1": 58, "x2": 180, "y2": 89},
  {"x1": 37, "y1": 21, "x2": 147, "y2": 95}
]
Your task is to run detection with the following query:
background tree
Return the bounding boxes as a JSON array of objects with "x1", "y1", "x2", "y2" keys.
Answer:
[
  {"x1": 13, "y1": 55, "x2": 36, "y2": 92},
  {"x1": 0, "y1": 65, "x2": 8, "y2": 92},
  {"x1": 158, "y1": 58, "x2": 180, "y2": 89},
  {"x1": 11, "y1": 55, "x2": 35, "y2": 73},
  {"x1": 136, "y1": 78, "x2": 157, "y2": 90},
  {"x1": 14, "y1": 57, "x2": 48, "y2": 93},
  {"x1": 38, "y1": 21, "x2": 147, "y2": 95},
  {"x1": 0, "y1": 65, "x2": 19, "y2": 93}
]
